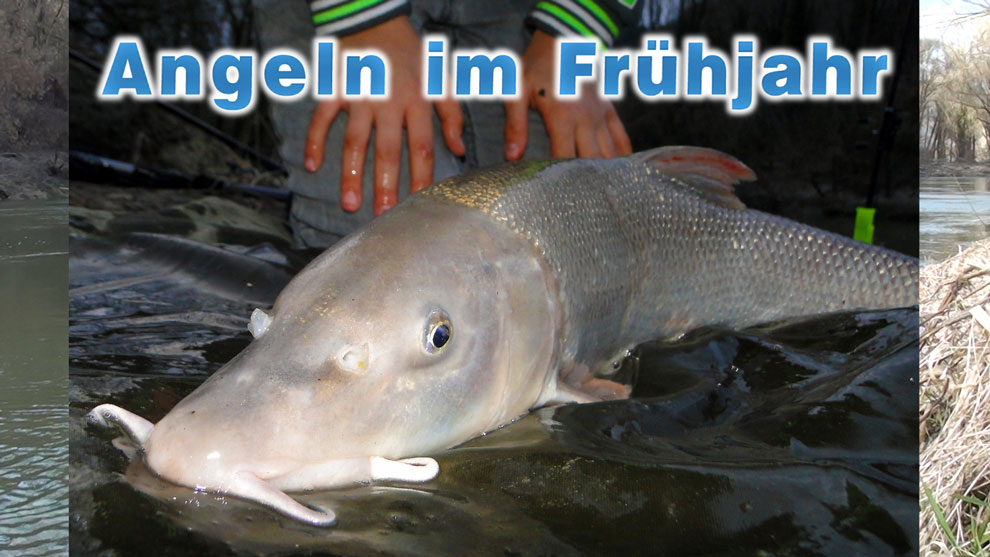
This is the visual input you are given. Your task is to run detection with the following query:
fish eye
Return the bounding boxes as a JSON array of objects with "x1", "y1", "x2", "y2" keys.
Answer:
[
  {"x1": 432, "y1": 324, "x2": 450, "y2": 348},
  {"x1": 424, "y1": 311, "x2": 452, "y2": 354}
]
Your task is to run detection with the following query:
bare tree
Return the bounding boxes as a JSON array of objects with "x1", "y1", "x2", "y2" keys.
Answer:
[
  {"x1": 920, "y1": 39, "x2": 948, "y2": 160},
  {"x1": 0, "y1": 0, "x2": 68, "y2": 149}
]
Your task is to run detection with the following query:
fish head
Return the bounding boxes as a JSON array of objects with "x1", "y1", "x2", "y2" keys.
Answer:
[{"x1": 140, "y1": 200, "x2": 558, "y2": 494}]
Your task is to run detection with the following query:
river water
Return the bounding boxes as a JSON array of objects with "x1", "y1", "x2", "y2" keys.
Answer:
[
  {"x1": 68, "y1": 196, "x2": 918, "y2": 555},
  {"x1": 0, "y1": 199, "x2": 69, "y2": 555},
  {"x1": 920, "y1": 176, "x2": 990, "y2": 263}
]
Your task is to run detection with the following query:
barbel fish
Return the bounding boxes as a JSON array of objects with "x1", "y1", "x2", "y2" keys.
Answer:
[{"x1": 88, "y1": 146, "x2": 918, "y2": 526}]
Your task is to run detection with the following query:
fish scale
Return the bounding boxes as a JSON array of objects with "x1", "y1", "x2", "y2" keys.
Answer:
[{"x1": 423, "y1": 149, "x2": 918, "y2": 372}]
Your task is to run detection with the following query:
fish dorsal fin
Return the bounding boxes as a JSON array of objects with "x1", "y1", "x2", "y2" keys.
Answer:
[{"x1": 638, "y1": 146, "x2": 756, "y2": 210}]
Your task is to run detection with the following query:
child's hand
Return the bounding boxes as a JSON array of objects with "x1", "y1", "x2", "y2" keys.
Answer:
[
  {"x1": 504, "y1": 30, "x2": 631, "y2": 160},
  {"x1": 304, "y1": 16, "x2": 464, "y2": 216}
]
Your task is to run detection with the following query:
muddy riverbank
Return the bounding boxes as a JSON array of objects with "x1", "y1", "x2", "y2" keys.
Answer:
[{"x1": 0, "y1": 151, "x2": 68, "y2": 201}]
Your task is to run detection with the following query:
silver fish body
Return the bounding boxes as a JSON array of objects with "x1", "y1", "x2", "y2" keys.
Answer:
[
  {"x1": 421, "y1": 147, "x2": 916, "y2": 382},
  {"x1": 88, "y1": 146, "x2": 917, "y2": 525}
]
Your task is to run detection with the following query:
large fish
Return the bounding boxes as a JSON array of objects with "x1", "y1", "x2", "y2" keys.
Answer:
[{"x1": 88, "y1": 146, "x2": 918, "y2": 526}]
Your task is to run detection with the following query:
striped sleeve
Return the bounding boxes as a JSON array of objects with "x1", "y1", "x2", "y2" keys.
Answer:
[
  {"x1": 309, "y1": 0, "x2": 411, "y2": 37},
  {"x1": 526, "y1": 0, "x2": 645, "y2": 47}
]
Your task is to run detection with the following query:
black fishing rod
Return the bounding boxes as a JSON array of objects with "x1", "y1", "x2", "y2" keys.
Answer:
[
  {"x1": 866, "y1": 0, "x2": 915, "y2": 208},
  {"x1": 69, "y1": 151, "x2": 291, "y2": 201}
]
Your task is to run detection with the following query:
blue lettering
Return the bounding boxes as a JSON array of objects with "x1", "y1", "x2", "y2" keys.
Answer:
[
  {"x1": 316, "y1": 41, "x2": 334, "y2": 95},
  {"x1": 636, "y1": 38, "x2": 676, "y2": 96},
  {"x1": 762, "y1": 54, "x2": 802, "y2": 96},
  {"x1": 603, "y1": 53, "x2": 629, "y2": 96},
  {"x1": 455, "y1": 54, "x2": 516, "y2": 96},
  {"x1": 427, "y1": 40, "x2": 444, "y2": 96},
  {"x1": 264, "y1": 54, "x2": 306, "y2": 97},
  {"x1": 558, "y1": 42, "x2": 596, "y2": 95},
  {"x1": 345, "y1": 54, "x2": 386, "y2": 96},
  {"x1": 161, "y1": 54, "x2": 200, "y2": 96},
  {"x1": 211, "y1": 54, "x2": 253, "y2": 111},
  {"x1": 861, "y1": 54, "x2": 887, "y2": 96},
  {"x1": 731, "y1": 40, "x2": 753, "y2": 111},
  {"x1": 101, "y1": 41, "x2": 153, "y2": 96},
  {"x1": 811, "y1": 42, "x2": 851, "y2": 95},
  {"x1": 686, "y1": 41, "x2": 726, "y2": 95}
]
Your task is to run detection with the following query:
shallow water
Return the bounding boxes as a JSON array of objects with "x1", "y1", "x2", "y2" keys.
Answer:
[
  {"x1": 0, "y1": 199, "x2": 69, "y2": 555},
  {"x1": 920, "y1": 176, "x2": 990, "y2": 263},
  {"x1": 68, "y1": 204, "x2": 918, "y2": 555}
]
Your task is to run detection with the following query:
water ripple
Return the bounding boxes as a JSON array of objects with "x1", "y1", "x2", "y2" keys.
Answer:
[
  {"x1": 0, "y1": 199, "x2": 68, "y2": 556},
  {"x1": 0, "y1": 404, "x2": 68, "y2": 556}
]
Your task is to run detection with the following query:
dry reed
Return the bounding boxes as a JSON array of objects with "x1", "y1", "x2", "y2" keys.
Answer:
[{"x1": 920, "y1": 238, "x2": 990, "y2": 555}]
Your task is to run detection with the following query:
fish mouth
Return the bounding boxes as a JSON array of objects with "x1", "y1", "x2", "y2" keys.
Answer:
[{"x1": 87, "y1": 403, "x2": 439, "y2": 526}]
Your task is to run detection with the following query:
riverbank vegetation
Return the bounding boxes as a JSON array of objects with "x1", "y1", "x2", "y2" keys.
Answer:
[
  {"x1": 0, "y1": 0, "x2": 68, "y2": 151},
  {"x1": 921, "y1": 238, "x2": 990, "y2": 555},
  {"x1": 0, "y1": 0, "x2": 68, "y2": 199}
]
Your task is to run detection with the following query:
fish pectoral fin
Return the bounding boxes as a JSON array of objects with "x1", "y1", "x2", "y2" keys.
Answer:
[
  {"x1": 577, "y1": 378, "x2": 631, "y2": 401},
  {"x1": 87, "y1": 404, "x2": 154, "y2": 446},
  {"x1": 639, "y1": 146, "x2": 755, "y2": 210},
  {"x1": 369, "y1": 457, "x2": 439, "y2": 483},
  {"x1": 230, "y1": 470, "x2": 336, "y2": 526},
  {"x1": 536, "y1": 379, "x2": 632, "y2": 407},
  {"x1": 535, "y1": 381, "x2": 601, "y2": 406}
]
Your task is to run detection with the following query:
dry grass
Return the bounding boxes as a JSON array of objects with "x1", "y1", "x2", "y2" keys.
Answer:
[{"x1": 921, "y1": 238, "x2": 990, "y2": 555}]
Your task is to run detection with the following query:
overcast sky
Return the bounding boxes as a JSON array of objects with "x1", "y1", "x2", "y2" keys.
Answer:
[{"x1": 921, "y1": 0, "x2": 983, "y2": 41}]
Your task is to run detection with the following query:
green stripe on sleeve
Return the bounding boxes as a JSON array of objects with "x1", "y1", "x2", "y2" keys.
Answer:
[
  {"x1": 574, "y1": 0, "x2": 619, "y2": 37},
  {"x1": 313, "y1": 0, "x2": 382, "y2": 25},
  {"x1": 535, "y1": 1, "x2": 596, "y2": 39}
]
